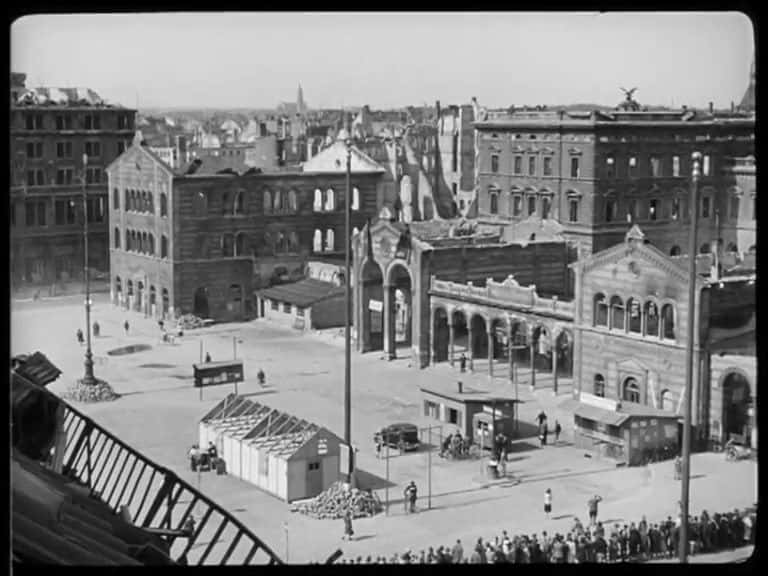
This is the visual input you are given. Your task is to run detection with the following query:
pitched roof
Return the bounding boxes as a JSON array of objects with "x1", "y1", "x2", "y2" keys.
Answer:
[
  {"x1": 257, "y1": 278, "x2": 344, "y2": 308},
  {"x1": 301, "y1": 140, "x2": 385, "y2": 173}
]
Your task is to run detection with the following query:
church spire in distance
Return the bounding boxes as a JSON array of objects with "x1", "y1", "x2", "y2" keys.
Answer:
[{"x1": 296, "y1": 83, "x2": 305, "y2": 115}]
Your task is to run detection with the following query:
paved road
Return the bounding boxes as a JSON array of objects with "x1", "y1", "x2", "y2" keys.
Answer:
[{"x1": 11, "y1": 294, "x2": 759, "y2": 563}]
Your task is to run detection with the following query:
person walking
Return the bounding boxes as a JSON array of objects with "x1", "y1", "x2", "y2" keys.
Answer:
[
  {"x1": 405, "y1": 481, "x2": 418, "y2": 514},
  {"x1": 554, "y1": 420, "x2": 562, "y2": 444},
  {"x1": 544, "y1": 488, "x2": 553, "y2": 520},
  {"x1": 188, "y1": 444, "x2": 200, "y2": 471},
  {"x1": 205, "y1": 352, "x2": 212, "y2": 363},
  {"x1": 451, "y1": 539, "x2": 464, "y2": 564},
  {"x1": 76, "y1": 328, "x2": 84, "y2": 345},
  {"x1": 93, "y1": 321, "x2": 100, "y2": 338},
  {"x1": 542, "y1": 424, "x2": 549, "y2": 447},
  {"x1": 588, "y1": 494, "x2": 603, "y2": 526},
  {"x1": 124, "y1": 320, "x2": 130, "y2": 335},
  {"x1": 459, "y1": 353, "x2": 467, "y2": 373},
  {"x1": 342, "y1": 509, "x2": 354, "y2": 541},
  {"x1": 674, "y1": 455, "x2": 682, "y2": 480}
]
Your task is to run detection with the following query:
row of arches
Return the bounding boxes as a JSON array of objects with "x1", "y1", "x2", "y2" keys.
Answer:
[
  {"x1": 591, "y1": 374, "x2": 675, "y2": 410},
  {"x1": 114, "y1": 276, "x2": 170, "y2": 316},
  {"x1": 669, "y1": 243, "x2": 756, "y2": 257},
  {"x1": 119, "y1": 228, "x2": 169, "y2": 258},
  {"x1": 431, "y1": 307, "x2": 573, "y2": 386},
  {"x1": 312, "y1": 227, "x2": 360, "y2": 253},
  {"x1": 312, "y1": 187, "x2": 360, "y2": 212},
  {"x1": 594, "y1": 294, "x2": 675, "y2": 340},
  {"x1": 191, "y1": 187, "x2": 362, "y2": 217}
]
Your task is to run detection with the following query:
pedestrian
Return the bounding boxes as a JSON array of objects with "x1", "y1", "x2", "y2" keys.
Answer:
[
  {"x1": 588, "y1": 494, "x2": 603, "y2": 526},
  {"x1": 536, "y1": 410, "x2": 547, "y2": 427},
  {"x1": 674, "y1": 455, "x2": 682, "y2": 480},
  {"x1": 376, "y1": 435, "x2": 383, "y2": 459},
  {"x1": 554, "y1": 420, "x2": 562, "y2": 444},
  {"x1": 544, "y1": 488, "x2": 553, "y2": 520},
  {"x1": 158, "y1": 319, "x2": 164, "y2": 331},
  {"x1": 93, "y1": 321, "x2": 100, "y2": 337},
  {"x1": 207, "y1": 441, "x2": 218, "y2": 461},
  {"x1": 124, "y1": 320, "x2": 130, "y2": 334},
  {"x1": 76, "y1": 328, "x2": 84, "y2": 345},
  {"x1": 342, "y1": 509, "x2": 354, "y2": 541},
  {"x1": 542, "y1": 424, "x2": 549, "y2": 447},
  {"x1": 451, "y1": 539, "x2": 464, "y2": 564},
  {"x1": 205, "y1": 352, "x2": 212, "y2": 363},
  {"x1": 460, "y1": 353, "x2": 467, "y2": 373},
  {"x1": 188, "y1": 444, "x2": 200, "y2": 471},
  {"x1": 405, "y1": 481, "x2": 418, "y2": 513}
]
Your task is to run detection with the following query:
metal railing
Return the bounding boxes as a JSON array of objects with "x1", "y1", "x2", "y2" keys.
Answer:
[{"x1": 49, "y1": 400, "x2": 283, "y2": 565}]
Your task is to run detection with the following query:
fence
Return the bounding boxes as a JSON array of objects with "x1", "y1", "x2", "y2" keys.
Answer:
[{"x1": 46, "y1": 399, "x2": 284, "y2": 566}]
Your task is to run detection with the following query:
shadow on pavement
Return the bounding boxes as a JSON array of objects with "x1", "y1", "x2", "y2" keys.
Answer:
[
  {"x1": 239, "y1": 389, "x2": 279, "y2": 398},
  {"x1": 119, "y1": 383, "x2": 196, "y2": 396},
  {"x1": 507, "y1": 441, "x2": 540, "y2": 453},
  {"x1": 355, "y1": 468, "x2": 396, "y2": 491},
  {"x1": 350, "y1": 534, "x2": 376, "y2": 543}
]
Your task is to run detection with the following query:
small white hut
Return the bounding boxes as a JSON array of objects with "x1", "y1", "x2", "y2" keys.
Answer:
[{"x1": 199, "y1": 395, "x2": 342, "y2": 502}]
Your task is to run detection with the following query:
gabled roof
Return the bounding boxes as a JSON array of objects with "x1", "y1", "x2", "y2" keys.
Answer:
[
  {"x1": 301, "y1": 140, "x2": 385, "y2": 173},
  {"x1": 105, "y1": 138, "x2": 175, "y2": 176},
  {"x1": 257, "y1": 278, "x2": 344, "y2": 308}
]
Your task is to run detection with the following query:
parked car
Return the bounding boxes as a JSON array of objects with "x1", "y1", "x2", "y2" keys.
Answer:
[{"x1": 374, "y1": 423, "x2": 420, "y2": 451}]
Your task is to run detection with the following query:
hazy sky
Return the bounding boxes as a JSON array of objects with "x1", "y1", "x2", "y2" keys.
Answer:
[{"x1": 11, "y1": 12, "x2": 754, "y2": 110}]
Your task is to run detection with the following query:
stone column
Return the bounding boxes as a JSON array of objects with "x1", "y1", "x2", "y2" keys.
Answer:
[
  {"x1": 468, "y1": 322, "x2": 474, "y2": 372},
  {"x1": 530, "y1": 330, "x2": 536, "y2": 390},
  {"x1": 487, "y1": 330, "x2": 494, "y2": 379},
  {"x1": 383, "y1": 282, "x2": 396, "y2": 360},
  {"x1": 428, "y1": 306, "x2": 435, "y2": 366},
  {"x1": 552, "y1": 335, "x2": 559, "y2": 396},
  {"x1": 448, "y1": 313, "x2": 455, "y2": 367}
]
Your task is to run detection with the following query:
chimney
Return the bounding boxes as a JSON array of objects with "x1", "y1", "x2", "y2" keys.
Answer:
[
  {"x1": 709, "y1": 102, "x2": 714, "y2": 114},
  {"x1": 457, "y1": 381, "x2": 463, "y2": 394}
]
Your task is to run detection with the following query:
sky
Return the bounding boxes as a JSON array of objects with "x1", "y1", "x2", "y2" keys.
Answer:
[{"x1": 11, "y1": 12, "x2": 755, "y2": 111}]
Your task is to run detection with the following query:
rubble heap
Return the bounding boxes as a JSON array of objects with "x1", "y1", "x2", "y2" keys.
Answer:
[
  {"x1": 290, "y1": 481, "x2": 383, "y2": 520},
  {"x1": 177, "y1": 314, "x2": 207, "y2": 330},
  {"x1": 62, "y1": 378, "x2": 121, "y2": 404}
]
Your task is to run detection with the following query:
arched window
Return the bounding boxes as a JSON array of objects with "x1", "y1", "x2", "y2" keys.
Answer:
[
  {"x1": 594, "y1": 374, "x2": 605, "y2": 398},
  {"x1": 150, "y1": 285, "x2": 156, "y2": 306},
  {"x1": 490, "y1": 193, "x2": 499, "y2": 215},
  {"x1": 325, "y1": 188, "x2": 335, "y2": 211},
  {"x1": 148, "y1": 233, "x2": 155, "y2": 256},
  {"x1": 661, "y1": 304, "x2": 675, "y2": 340},
  {"x1": 113, "y1": 188, "x2": 120, "y2": 210},
  {"x1": 627, "y1": 298, "x2": 642, "y2": 333},
  {"x1": 670, "y1": 245, "x2": 681, "y2": 256},
  {"x1": 141, "y1": 191, "x2": 148, "y2": 212},
  {"x1": 700, "y1": 243, "x2": 711, "y2": 254},
  {"x1": 288, "y1": 189, "x2": 297, "y2": 212},
  {"x1": 115, "y1": 276, "x2": 122, "y2": 294},
  {"x1": 161, "y1": 235, "x2": 168, "y2": 258},
  {"x1": 114, "y1": 227, "x2": 121, "y2": 249},
  {"x1": 644, "y1": 300, "x2": 659, "y2": 337},
  {"x1": 541, "y1": 196, "x2": 551, "y2": 219},
  {"x1": 194, "y1": 191, "x2": 208, "y2": 215},
  {"x1": 325, "y1": 228, "x2": 335, "y2": 251},
  {"x1": 127, "y1": 279, "x2": 134, "y2": 296},
  {"x1": 313, "y1": 229, "x2": 322, "y2": 252},
  {"x1": 235, "y1": 232, "x2": 246, "y2": 256},
  {"x1": 623, "y1": 378, "x2": 641, "y2": 403},
  {"x1": 594, "y1": 293, "x2": 608, "y2": 327},
  {"x1": 352, "y1": 187, "x2": 360, "y2": 211},
  {"x1": 314, "y1": 188, "x2": 323, "y2": 212},
  {"x1": 609, "y1": 296, "x2": 625, "y2": 330},
  {"x1": 160, "y1": 193, "x2": 168, "y2": 217},
  {"x1": 148, "y1": 192, "x2": 154, "y2": 214},
  {"x1": 234, "y1": 190, "x2": 245, "y2": 215},
  {"x1": 161, "y1": 288, "x2": 169, "y2": 314},
  {"x1": 263, "y1": 189, "x2": 272, "y2": 214},
  {"x1": 221, "y1": 191, "x2": 230, "y2": 215},
  {"x1": 273, "y1": 190, "x2": 282, "y2": 212},
  {"x1": 289, "y1": 231, "x2": 299, "y2": 250},
  {"x1": 125, "y1": 229, "x2": 130, "y2": 251}
]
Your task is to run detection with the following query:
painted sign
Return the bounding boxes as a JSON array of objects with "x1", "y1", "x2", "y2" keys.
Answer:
[
  {"x1": 318, "y1": 438, "x2": 328, "y2": 456},
  {"x1": 368, "y1": 299, "x2": 383, "y2": 312}
]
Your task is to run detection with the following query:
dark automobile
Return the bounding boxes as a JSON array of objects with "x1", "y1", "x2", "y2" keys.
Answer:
[{"x1": 374, "y1": 423, "x2": 420, "y2": 451}]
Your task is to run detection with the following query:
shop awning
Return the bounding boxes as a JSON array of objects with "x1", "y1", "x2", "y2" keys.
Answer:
[{"x1": 574, "y1": 403, "x2": 631, "y2": 427}]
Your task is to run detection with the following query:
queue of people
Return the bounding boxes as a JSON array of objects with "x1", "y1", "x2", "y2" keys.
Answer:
[{"x1": 343, "y1": 507, "x2": 755, "y2": 564}]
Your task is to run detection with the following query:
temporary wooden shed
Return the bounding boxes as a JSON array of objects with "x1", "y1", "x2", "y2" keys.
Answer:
[{"x1": 199, "y1": 395, "x2": 342, "y2": 502}]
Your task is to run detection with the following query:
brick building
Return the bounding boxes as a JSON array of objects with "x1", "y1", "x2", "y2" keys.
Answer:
[
  {"x1": 352, "y1": 218, "x2": 573, "y2": 369},
  {"x1": 106, "y1": 134, "x2": 386, "y2": 322},
  {"x1": 473, "y1": 105, "x2": 755, "y2": 257},
  {"x1": 571, "y1": 225, "x2": 755, "y2": 450},
  {"x1": 10, "y1": 80, "x2": 136, "y2": 288}
]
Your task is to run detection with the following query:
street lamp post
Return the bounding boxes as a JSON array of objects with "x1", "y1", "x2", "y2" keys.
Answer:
[
  {"x1": 81, "y1": 153, "x2": 96, "y2": 386},
  {"x1": 679, "y1": 151, "x2": 702, "y2": 563},
  {"x1": 344, "y1": 138, "x2": 353, "y2": 486}
]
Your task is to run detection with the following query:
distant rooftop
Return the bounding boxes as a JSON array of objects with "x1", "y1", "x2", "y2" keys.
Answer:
[{"x1": 13, "y1": 86, "x2": 128, "y2": 109}]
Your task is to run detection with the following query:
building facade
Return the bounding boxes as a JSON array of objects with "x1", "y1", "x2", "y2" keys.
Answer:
[
  {"x1": 10, "y1": 82, "x2": 136, "y2": 288},
  {"x1": 473, "y1": 107, "x2": 755, "y2": 257},
  {"x1": 107, "y1": 136, "x2": 385, "y2": 322}
]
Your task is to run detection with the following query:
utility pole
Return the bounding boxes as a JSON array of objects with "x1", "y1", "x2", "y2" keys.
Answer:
[
  {"x1": 81, "y1": 153, "x2": 96, "y2": 386},
  {"x1": 343, "y1": 126, "x2": 353, "y2": 487},
  {"x1": 680, "y1": 151, "x2": 701, "y2": 564}
]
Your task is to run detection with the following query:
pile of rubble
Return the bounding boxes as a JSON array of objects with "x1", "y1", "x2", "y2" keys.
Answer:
[
  {"x1": 290, "y1": 481, "x2": 383, "y2": 520},
  {"x1": 62, "y1": 378, "x2": 121, "y2": 404}
]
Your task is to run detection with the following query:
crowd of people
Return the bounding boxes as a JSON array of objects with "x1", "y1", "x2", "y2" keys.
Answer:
[{"x1": 335, "y1": 507, "x2": 755, "y2": 564}]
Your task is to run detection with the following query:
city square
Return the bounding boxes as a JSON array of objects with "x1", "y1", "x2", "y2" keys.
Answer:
[{"x1": 11, "y1": 292, "x2": 757, "y2": 563}]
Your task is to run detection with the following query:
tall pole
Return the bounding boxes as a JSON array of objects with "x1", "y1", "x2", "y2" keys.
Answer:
[
  {"x1": 680, "y1": 151, "x2": 701, "y2": 563},
  {"x1": 82, "y1": 153, "x2": 96, "y2": 386},
  {"x1": 344, "y1": 138, "x2": 353, "y2": 484}
]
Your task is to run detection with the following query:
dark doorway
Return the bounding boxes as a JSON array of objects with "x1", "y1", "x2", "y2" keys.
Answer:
[
  {"x1": 361, "y1": 260, "x2": 384, "y2": 352},
  {"x1": 452, "y1": 310, "x2": 469, "y2": 356},
  {"x1": 722, "y1": 372, "x2": 752, "y2": 445},
  {"x1": 555, "y1": 330, "x2": 574, "y2": 378},
  {"x1": 306, "y1": 460, "x2": 323, "y2": 497},
  {"x1": 389, "y1": 264, "x2": 412, "y2": 351},
  {"x1": 470, "y1": 315, "x2": 488, "y2": 358},
  {"x1": 194, "y1": 287, "x2": 210, "y2": 318},
  {"x1": 433, "y1": 307, "x2": 449, "y2": 362}
]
